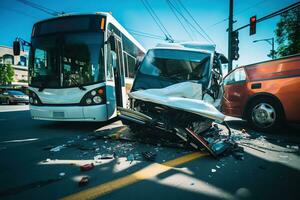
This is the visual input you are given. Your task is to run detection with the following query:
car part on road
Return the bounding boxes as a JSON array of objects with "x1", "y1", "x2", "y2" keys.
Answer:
[
  {"x1": 142, "y1": 151, "x2": 157, "y2": 161},
  {"x1": 78, "y1": 177, "x2": 89, "y2": 187},
  {"x1": 118, "y1": 104, "x2": 233, "y2": 158},
  {"x1": 80, "y1": 163, "x2": 94, "y2": 172}
]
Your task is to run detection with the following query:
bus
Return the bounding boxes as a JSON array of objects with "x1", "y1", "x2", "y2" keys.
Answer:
[{"x1": 13, "y1": 12, "x2": 146, "y2": 121}]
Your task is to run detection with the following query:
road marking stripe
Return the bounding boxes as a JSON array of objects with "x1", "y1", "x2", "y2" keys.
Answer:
[{"x1": 61, "y1": 152, "x2": 207, "y2": 200}]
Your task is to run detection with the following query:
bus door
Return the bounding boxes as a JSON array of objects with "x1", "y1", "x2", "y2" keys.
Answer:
[
  {"x1": 106, "y1": 34, "x2": 126, "y2": 119},
  {"x1": 113, "y1": 36, "x2": 126, "y2": 108}
]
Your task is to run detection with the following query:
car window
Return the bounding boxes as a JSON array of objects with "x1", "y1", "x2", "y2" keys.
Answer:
[
  {"x1": 7, "y1": 90, "x2": 25, "y2": 95},
  {"x1": 224, "y1": 67, "x2": 246, "y2": 85}
]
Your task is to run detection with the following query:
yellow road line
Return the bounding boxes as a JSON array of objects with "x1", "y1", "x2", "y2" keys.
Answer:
[{"x1": 61, "y1": 152, "x2": 207, "y2": 200}]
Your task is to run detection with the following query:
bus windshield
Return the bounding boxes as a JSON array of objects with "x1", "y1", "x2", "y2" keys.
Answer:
[
  {"x1": 139, "y1": 49, "x2": 211, "y2": 82},
  {"x1": 29, "y1": 32, "x2": 104, "y2": 88}
]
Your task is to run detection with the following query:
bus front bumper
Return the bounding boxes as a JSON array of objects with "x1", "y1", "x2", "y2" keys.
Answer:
[{"x1": 30, "y1": 104, "x2": 108, "y2": 121}]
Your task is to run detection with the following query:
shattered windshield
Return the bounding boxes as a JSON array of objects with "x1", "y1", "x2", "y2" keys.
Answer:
[
  {"x1": 139, "y1": 49, "x2": 211, "y2": 81},
  {"x1": 29, "y1": 32, "x2": 104, "y2": 88}
]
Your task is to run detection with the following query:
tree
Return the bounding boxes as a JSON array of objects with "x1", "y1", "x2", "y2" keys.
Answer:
[
  {"x1": 0, "y1": 64, "x2": 15, "y2": 85},
  {"x1": 275, "y1": 5, "x2": 300, "y2": 57}
]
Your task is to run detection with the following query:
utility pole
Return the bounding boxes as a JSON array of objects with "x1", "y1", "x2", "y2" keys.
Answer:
[{"x1": 228, "y1": 0, "x2": 233, "y2": 72}]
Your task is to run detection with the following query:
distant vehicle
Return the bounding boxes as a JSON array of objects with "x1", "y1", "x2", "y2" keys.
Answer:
[
  {"x1": 222, "y1": 54, "x2": 300, "y2": 132},
  {"x1": 13, "y1": 13, "x2": 145, "y2": 121},
  {"x1": 0, "y1": 90, "x2": 29, "y2": 105}
]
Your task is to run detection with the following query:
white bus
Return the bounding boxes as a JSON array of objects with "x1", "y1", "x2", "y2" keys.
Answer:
[{"x1": 14, "y1": 13, "x2": 145, "y2": 121}]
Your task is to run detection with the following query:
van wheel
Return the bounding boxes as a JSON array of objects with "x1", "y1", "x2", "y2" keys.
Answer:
[{"x1": 246, "y1": 97, "x2": 284, "y2": 132}]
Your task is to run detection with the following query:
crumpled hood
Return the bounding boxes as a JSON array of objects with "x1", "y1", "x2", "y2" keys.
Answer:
[{"x1": 129, "y1": 82, "x2": 225, "y2": 122}]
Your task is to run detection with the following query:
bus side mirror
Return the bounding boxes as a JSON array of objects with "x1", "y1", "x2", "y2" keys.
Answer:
[{"x1": 13, "y1": 40, "x2": 21, "y2": 56}]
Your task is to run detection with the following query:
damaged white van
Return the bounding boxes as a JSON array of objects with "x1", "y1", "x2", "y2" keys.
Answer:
[{"x1": 119, "y1": 43, "x2": 230, "y2": 157}]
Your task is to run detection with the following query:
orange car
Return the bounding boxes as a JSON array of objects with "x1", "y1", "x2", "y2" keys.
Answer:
[{"x1": 222, "y1": 54, "x2": 300, "y2": 131}]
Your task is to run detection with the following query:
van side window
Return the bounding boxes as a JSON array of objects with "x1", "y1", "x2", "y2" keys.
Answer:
[{"x1": 224, "y1": 68, "x2": 246, "y2": 85}]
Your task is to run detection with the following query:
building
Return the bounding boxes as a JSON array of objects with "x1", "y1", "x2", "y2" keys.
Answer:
[{"x1": 0, "y1": 45, "x2": 28, "y2": 86}]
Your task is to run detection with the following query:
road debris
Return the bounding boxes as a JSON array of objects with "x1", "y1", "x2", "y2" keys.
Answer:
[
  {"x1": 127, "y1": 154, "x2": 134, "y2": 162},
  {"x1": 142, "y1": 151, "x2": 156, "y2": 161},
  {"x1": 290, "y1": 145, "x2": 299, "y2": 150},
  {"x1": 80, "y1": 163, "x2": 94, "y2": 172},
  {"x1": 59, "y1": 172, "x2": 66, "y2": 177},
  {"x1": 78, "y1": 177, "x2": 89, "y2": 187},
  {"x1": 100, "y1": 154, "x2": 115, "y2": 159},
  {"x1": 49, "y1": 145, "x2": 65, "y2": 152}
]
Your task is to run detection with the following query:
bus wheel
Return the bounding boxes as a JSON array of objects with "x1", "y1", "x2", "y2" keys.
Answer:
[{"x1": 246, "y1": 97, "x2": 284, "y2": 132}]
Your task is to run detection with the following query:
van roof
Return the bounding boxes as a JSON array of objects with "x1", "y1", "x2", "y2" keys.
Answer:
[{"x1": 152, "y1": 42, "x2": 216, "y2": 54}]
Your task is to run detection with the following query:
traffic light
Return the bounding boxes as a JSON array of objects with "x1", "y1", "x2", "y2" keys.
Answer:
[
  {"x1": 250, "y1": 16, "x2": 257, "y2": 35},
  {"x1": 231, "y1": 31, "x2": 239, "y2": 60}
]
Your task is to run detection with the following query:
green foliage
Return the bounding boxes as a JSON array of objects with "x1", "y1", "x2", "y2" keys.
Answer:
[
  {"x1": 275, "y1": 6, "x2": 300, "y2": 57},
  {"x1": 0, "y1": 63, "x2": 15, "y2": 85}
]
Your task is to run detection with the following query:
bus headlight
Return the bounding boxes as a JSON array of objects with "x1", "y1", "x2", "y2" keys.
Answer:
[
  {"x1": 80, "y1": 87, "x2": 106, "y2": 106},
  {"x1": 86, "y1": 98, "x2": 92, "y2": 105},
  {"x1": 91, "y1": 90, "x2": 96, "y2": 96},
  {"x1": 93, "y1": 96, "x2": 102, "y2": 104}
]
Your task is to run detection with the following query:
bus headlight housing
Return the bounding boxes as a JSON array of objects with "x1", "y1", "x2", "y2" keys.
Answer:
[
  {"x1": 80, "y1": 87, "x2": 106, "y2": 106},
  {"x1": 28, "y1": 90, "x2": 42, "y2": 105}
]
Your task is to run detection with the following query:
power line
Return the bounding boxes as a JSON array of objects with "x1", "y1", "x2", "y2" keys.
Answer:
[
  {"x1": 166, "y1": 0, "x2": 212, "y2": 44},
  {"x1": 16, "y1": 0, "x2": 62, "y2": 16},
  {"x1": 211, "y1": 0, "x2": 267, "y2": 27},
  {"x1": 235, "y1": 1, "x2": 300, "y2": 31},
  {"x1": 130, "y1": 32, "x2": 166, "y2": 40},
  {"x1": 127, "y1": 29, "x2": 165, "y2": 39},
  {"x1": 0, "y1": 5, "x2": 39, "y2": 19},
  {"x1": 140, "y1": 0, "x2": 174, "y2": 42},
  {"x1": 144, "y1": 0, "x2": 173, "y2": 40},
  {"x1": 176, "y1": 0, "x2": 215, "y2": 44},
  {"x1": 165, "y1": 0, "x2": 194, "y2": 40}
]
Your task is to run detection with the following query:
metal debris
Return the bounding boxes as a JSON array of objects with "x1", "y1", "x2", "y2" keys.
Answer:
[
  {"x1": 59, "y1": 172, "x2": 66, "y2": 177},
  {"x1": 49, "y1": 145, "x2": 65, "y2": 152},
  {"x1": 142, "y1": 152, "x2": 157, "y2": 161},
  {"x1": 78, "y1": 177, "x2": 89, "y2": 187},
  {"x1": 80, "y1": 163, "x2": 94, "y2": 172}
]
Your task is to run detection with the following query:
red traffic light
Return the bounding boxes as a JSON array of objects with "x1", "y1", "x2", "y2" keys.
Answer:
[{"x1": 250, "y1": 15, "x2": 257, "y2": 35}]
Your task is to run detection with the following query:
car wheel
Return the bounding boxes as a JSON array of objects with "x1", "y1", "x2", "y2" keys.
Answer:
[
  {"x1": 6, "y1": 99, "x2": 11, "y2": 105},
  {"x1": 247, "y1": 97, "x2": 284, "y2": 132}
]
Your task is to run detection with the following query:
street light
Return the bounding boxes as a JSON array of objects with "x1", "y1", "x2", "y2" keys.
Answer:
[{"x1": 253, "y1": 37, "x2": 275, "y2": 59}]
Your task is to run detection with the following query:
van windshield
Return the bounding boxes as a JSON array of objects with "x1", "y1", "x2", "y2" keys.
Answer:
[{"x1": 139, "y1": 49, "x2": 211, "y2": 81}]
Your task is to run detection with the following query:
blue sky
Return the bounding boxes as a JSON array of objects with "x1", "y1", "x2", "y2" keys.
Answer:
[{"x1": 0, "y1": 0, "x2": 297, "y2": 66}]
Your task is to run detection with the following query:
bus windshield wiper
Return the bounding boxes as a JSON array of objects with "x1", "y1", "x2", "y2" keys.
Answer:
[{"x1": 70, "y1": 77, "x2": 86, "y2": 91}]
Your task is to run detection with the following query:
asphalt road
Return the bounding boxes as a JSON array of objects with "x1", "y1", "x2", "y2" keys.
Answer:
[{"x1": 0, "y1": 105, "x2": 300, "y2": 200}]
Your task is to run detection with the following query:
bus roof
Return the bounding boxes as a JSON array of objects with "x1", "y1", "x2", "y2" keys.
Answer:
[{"x1": 33, "y1": 12, "x2": 146, "y2": 53}]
